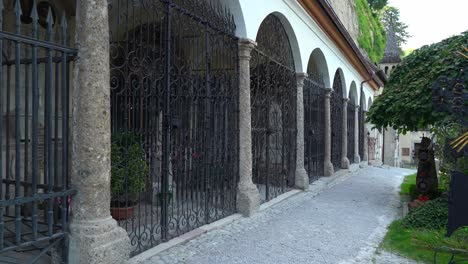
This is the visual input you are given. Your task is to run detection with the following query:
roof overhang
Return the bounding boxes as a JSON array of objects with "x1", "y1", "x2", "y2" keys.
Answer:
[{"x1": 298, "y1": 0, "x2": 383, "y2": 90}]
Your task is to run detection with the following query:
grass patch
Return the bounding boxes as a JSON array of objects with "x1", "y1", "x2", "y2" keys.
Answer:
[
  {"x1": 381, "y1": 221, "x2": 468, "y2": 263},
  {"x1": 400, "y1": 173, "x2": 416, "y2": 195}
]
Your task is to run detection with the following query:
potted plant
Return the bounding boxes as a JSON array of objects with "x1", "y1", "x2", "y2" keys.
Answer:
[{"x1": 110, "y1": 133, "x2": 148, "y2": 220}]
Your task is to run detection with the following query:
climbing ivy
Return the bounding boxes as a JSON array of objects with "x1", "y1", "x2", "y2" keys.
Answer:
[
  {"x1": 366, "y1": 31, "x2": 468, "y2": 133},
  {"x1": 356, "y1": 0, "x2": 386, "y2": 63}
]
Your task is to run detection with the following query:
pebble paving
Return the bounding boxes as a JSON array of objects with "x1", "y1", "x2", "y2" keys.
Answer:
[{"x1": 147, "y1": 166, "x2": 418, "y2": 264}]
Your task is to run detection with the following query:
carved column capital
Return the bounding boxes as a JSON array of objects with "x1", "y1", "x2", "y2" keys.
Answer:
[
  {"x1": 324, "y1": 87, "x2": 333, "y2": 98},
  {"x1": 238, "y1": 38, "x2": 257, "y2": 60},
  {"x1": 296, "y1": 72, "x2": 308, "y2": 86}
]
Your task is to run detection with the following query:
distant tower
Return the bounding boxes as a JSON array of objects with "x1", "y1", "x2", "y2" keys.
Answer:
[
  {"x1": 379, "y1": 24, "x2": 402, "y2": 166},
  {"x1": 379, "y1": 25, "x2": 401, "y2": 76}
]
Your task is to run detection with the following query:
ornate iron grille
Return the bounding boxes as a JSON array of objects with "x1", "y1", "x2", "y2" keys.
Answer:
[
  {"x1": 347, "y1": 101, "x2": 356, "y2": 163},
  {"x1": 359, "y1": 91, "x2": 365, "y2": 160},
  {"x1": 0, "y1": 1, "x2": 76, "y2": 263},
  {"x1": 251, "y1": 15, "x2": 296, "y2": 203},
  {"x1": 330, "y1": 72, "x2": 343, "y2": 170},
  {"x1": 304, "y1": 73, "x2": 325, "y2": 181},
  {"x1": 109, "y1": 0, "x2": 239, "y2": 256}
]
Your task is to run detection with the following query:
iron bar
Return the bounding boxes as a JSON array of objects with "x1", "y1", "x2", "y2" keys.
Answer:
[
  {"x1": 161, "y1": 0, "x2": 172, "y2": 242},
  {"x1": 61, "y1": 12, "x2": 69, "y2": 232},
  {"x1": 347, "y1": 101, "x2": 355, "y2": 163},
  {"x1": 0, "y1": 31, "x2": 76, "y2": 53},
  {"x1": 14, "y1": 0, "x2": 22, "y2": 245},
  {"x1": 45, "y1": 8, "x2": 54, "y2": 238},
  {"x1": 31, "y1": 0, "x2": 39, "y2": 240},
  {"x1": 0, "y1": 0, "x2": 4, "y2": 250}
]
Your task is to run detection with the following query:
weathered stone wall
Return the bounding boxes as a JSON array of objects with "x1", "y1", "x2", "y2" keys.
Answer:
[{"x1": 328, "y1": 0, "x2": 359, "y2": 45}]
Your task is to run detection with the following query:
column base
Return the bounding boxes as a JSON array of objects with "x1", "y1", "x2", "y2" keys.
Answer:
[
  {"x1": 69, "y1": 217, "x2": 130, "y2": 264},
  {"x1": 237, "y1": 184, "x2": 260, "y2": 217},
  {"x1": 295, "y1": 167, "x2": 309, "y2": 191},
  {"x1": 324, "y1": 161, "x2": 334, "y2": 176},
  {"x1": 354, "y1": 155, "x2": 361, "y2": 164},
  {"x1": 341, "y1": 157, "x2": 350, "y2": 169}
]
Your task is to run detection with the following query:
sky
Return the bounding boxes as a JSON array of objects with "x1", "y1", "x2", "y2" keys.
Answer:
[{"x1": 387, "y1": 0, "x2": 468, "y2": 50}]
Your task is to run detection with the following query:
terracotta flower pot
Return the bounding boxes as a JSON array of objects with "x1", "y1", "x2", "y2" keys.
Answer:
[{"x1": 110, "y1": 206, "x2": 135, "y2": 220}]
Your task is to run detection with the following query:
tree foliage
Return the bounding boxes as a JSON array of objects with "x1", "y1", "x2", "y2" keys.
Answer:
[
  {"x1": 356, "y1": 0, "x2": 387, "y2": 63},
  {"x1": 366, "y1": 32, "x2": 468, "y2": 133},
  {"x1": 380, "y1": 6, "x2": 410, "y2": 47},
  {"x1": 367, "y1": 0, "x2": 388, "y2": 10}
]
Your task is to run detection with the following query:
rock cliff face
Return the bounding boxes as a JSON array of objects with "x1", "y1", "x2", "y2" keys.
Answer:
[{"x1": 328, "y1": 0, "x2": 359, "y2": 45}]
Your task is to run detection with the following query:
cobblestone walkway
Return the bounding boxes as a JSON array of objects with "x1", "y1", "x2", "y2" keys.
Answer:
[{"x1": 147, "y1": 166, "x2": 416, "y2": 264}]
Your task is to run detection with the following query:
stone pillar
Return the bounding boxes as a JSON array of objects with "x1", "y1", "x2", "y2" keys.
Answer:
[
  {"x1": 295, "y1": 73, "x2": 309, "y2": 190},
  {"x1": 236, "y1": 39, "x2": 260, "y2": 216},
  {"x1": 68, "y1": 1, "x2": 130, "y2": 264},
  {"x1": 354, "y1": 105, "x2": 361, "y2": 163},
  {"x1": 323, "y1": 88, "x2": 334, "y2": 176},
  {"x1": 341, "y1": 98, "x2": 350, "y2": 169}
]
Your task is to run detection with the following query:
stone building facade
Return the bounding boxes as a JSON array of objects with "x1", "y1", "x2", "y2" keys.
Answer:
[{"x1": 0, "y1": 0, "x2": 385, "y2": 263}]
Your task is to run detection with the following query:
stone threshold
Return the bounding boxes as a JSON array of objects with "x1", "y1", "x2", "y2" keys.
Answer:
[{"x1": 128, "y1": 166, "x2": 360, "y2": 264}]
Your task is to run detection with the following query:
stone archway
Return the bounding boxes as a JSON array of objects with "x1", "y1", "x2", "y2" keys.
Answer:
[{"x1": 251, "y1": 14, "x2": 297, "y2": 202}]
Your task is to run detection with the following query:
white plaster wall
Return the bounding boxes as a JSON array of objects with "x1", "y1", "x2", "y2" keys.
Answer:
[{"x1": 237, "y1": 0, "x2": 376, "y2": 105}]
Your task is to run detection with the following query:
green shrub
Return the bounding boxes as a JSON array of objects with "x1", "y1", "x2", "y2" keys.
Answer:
[
  {"x1": 355, "y1": 0, "x2": 386, "y2": 63},
  {"x1": 402, "y1": 197, "x2": 448, "y2": 229},
  {"x1": 111, "y1": 132, "x2": 148, "y2": 206}
]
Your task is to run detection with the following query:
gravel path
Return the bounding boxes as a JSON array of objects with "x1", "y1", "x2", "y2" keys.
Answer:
[{"x1": 146, "y1": 166, "x2": 417, "y2": 264}]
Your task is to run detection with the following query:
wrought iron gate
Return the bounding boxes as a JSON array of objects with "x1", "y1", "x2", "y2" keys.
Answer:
[
  {"x1": 108, "y1": 0, "x2": 239, "y2": 255},
  {"x1": 347, "y1": 101, "x2": 355, "y2": 163},
  {"x1": 304, "y1": 74, "x2": 325, "y2": 181},
  {"x1": 359, "y1": 92, "x2": 365, "y2": 160},
  {"x1": 251, "y1": 15, "x2": 296, "y2": 203},
  {"x1": 0, "y1": 1, "x2": 76, "y2": 263},
  {"x1": 330, "y1": 72, "x2": 343, "y2": 170}
]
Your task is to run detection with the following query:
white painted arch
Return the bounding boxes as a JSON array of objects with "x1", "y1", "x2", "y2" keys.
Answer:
[
  {"x1": 235, "y1": 0, "x2": 379, "y2": 96},
  {"x1": 307, "y1": 48, "x2": 330, "y2": 88},
  {"x1": 348, "y1": 81, "x2": 358, "y2": 105}
]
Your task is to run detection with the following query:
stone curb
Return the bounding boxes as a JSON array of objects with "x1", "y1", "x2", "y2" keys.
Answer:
[{"x1": 128, "y1": 168, "x2": 357, "y2": 264}]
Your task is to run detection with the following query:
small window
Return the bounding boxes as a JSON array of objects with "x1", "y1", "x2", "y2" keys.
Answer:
[
  {"x1": 402, "y1": 148, "x2": 410, "y2": 156},
  {"x1": 385, "y1": 66, "x2": 388, "y2": 74}
]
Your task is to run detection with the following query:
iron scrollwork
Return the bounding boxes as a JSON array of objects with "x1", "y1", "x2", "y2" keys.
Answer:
[
  {"x1": 359, "y1": 91, "x2": 365, "y2": 160},
  {"x1": 108, "y1": 0, "x2": 239, "y2": 255},
  {"x1": 331, "y1": 72, "x2": 344, "y2": 170},
  {"x1": 347, "y1": 101, "x2": 356, "y2": 163},
  {"x1": 251, "y1": 15, "x2": 297, "y2": 203},
  {"x1": 304, "y1": 73, "x2": 325, "y2": 181}
]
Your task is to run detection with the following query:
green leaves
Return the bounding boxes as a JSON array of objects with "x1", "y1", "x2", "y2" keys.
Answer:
[
  {"x1": 356, "y1": 0, "x2": 387, "y2": 63},
  {"x1": 367, "y1": 31, "x2": 468, "y2": 133},
  {"x1": 111, "y1": 133, "x2": 149, "y2": 203}
]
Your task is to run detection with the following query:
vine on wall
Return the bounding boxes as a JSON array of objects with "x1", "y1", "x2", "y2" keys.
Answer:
[{"x1": 356, "y1": 0, "x2": 386, "y2": 63}]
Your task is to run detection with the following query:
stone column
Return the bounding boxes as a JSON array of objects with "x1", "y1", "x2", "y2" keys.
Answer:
[
  {"x1": 294, "y1": 73, "x2": 309, "y2": 190},
  {"x1": 236, "y1": 39, "x2": 260, "y2": 217},
  {"x1": 323, "y1": 88, "x2": 334, "y2": 176},
  {"x1": 68, "y1": 1, "x2": 130, "y2": 264},
  {"x1": 354, "y1": 105, "x2": 361, "y2": 163},
  {"x1": 341, "y1": 98, "x2": 350, "y2": 169}
]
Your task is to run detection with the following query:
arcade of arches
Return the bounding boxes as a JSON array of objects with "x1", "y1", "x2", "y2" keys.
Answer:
[{"x1": 0, "y1": 0, "x2": 378, "y2": 263}]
